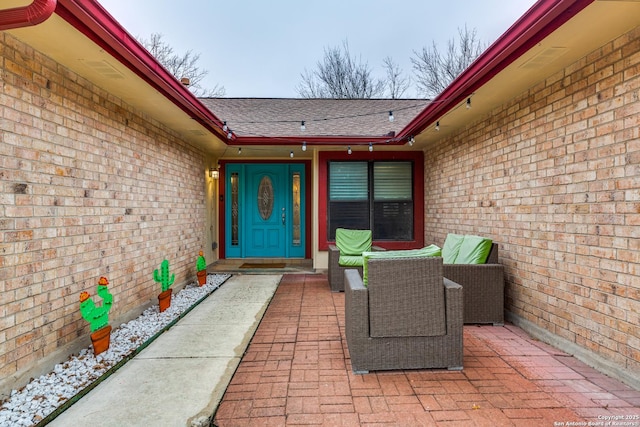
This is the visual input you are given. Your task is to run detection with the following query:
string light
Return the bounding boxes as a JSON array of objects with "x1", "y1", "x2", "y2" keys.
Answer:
[
  {"x1": 225, "y1": 102, "x2": 429, "y2": 128},
  {"x1": 219, "y1": 134, "x2": 425, "y2": 160},
  {"x1": 216, "y1": 96, "x2": 474, "y2": 153}
]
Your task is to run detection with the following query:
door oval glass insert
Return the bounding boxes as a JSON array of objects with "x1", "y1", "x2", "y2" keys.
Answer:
[{"x1": 257, "y1": 176, "x2": 274, "y2": 220}]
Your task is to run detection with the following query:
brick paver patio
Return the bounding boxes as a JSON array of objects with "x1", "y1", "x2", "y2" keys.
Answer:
[{"x1": 214, "y1": 274, "x2": 640, "y2": 426}]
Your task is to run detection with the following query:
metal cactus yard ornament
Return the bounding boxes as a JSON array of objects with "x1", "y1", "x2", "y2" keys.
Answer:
[
  {"x1": 196, "y1": 251, "x2": 207, "y2": 286},
  {"x1": 154, "y1": 259, "x2": 175, "y2": 312},
  {"x1": 154, "y1": 259, "x2": 175, "y2": 292},
  {"x1": 79, "y1": 276, "x2": 114, "y2": 355}
]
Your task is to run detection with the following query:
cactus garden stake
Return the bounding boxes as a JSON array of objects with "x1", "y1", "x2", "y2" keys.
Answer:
[
  {"x1": 154, "y1": 259, "x2": 175, "y2": 312},
  {"x1": 196, "y1": 251, "x2": 207, "y2": 286},
  {"x1": 79, "y1": 276, "x2": 114, "y2": 355}
]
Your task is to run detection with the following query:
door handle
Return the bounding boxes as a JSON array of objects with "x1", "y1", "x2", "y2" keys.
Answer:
[{"x1": 281, "y1": 207, "x2": 285, "y2": 225}]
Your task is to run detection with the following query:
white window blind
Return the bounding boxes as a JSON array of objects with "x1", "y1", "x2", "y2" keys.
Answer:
[
  {"x1": 374, "y1": 162, "x2": 412, "y2": 200},
  {"x1": 329, "y1": 162, "x2": 368, "y2": 200}
]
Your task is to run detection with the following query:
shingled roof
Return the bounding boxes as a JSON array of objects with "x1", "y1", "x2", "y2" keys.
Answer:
[{"x1": 200, "y1": 98, "x2": 428, "y2": 139}]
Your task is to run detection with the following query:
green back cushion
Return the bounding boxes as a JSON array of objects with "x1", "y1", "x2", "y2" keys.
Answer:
[
  {"x1": 335, "y1": 228, "x2": 372, "y2": 256},
  {"x1": 362, "y1": 244, "x2": 442, "y2": 285},
  {"x1": 442, "y1": 233, "x2": 464, "y2": 264},
  {"x1": 454, "y1": 235, "x2": 493, "y2": 264}
]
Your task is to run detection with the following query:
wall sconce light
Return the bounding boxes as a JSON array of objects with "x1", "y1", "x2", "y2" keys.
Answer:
[{"x1": 209, "y1": 167, "x2": 219, "y2": 179}]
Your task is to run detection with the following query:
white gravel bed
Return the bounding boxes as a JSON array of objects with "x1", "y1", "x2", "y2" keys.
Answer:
[{"x1": 0, "y1": 273, "x2": 231, "y2": 427}]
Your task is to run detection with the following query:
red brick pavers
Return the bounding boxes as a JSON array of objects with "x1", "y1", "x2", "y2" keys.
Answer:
[{"x1": 214, "y1": 274, "x2": 640, "y2": 426}]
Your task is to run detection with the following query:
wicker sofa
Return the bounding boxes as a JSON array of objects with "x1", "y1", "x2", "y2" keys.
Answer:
[
  {"x1": 344, "y1": 256, "x2": 463, "y2": 373},
  {"x1": 440, "y1": 235, "x2": 504, "y2": 325}
]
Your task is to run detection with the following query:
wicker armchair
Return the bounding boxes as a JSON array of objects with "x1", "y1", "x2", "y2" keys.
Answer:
[
  {"x1": 344, "y1": 256, "x2": 463, "y2": 373},
  {"x1": 443, "y1": 243, "x2": 504, "y2": 325},
  {"x1": 328, "y1": 229, "x2": 384, "y2": 292}
]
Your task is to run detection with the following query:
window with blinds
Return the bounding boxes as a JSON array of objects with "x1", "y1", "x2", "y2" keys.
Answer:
[
  {"x1": 328, "y1": 162, "x2": 370, "y2": 236},
  {"x1": 328, "y1": 161, "x2": 413, "y2": 240}
]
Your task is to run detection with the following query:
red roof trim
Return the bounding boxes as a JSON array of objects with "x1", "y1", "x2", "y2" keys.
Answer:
[
  {"x1": 52, "y1": 0, "x2": 228, "y2": 141},
  {"x1": 3, "y1": 0, "x2": 595, "y2": 147},
  {"x1": 0, "y1": 0, "x2": 57, "y2": 30},
  {"x1": 398, "y1": 0, "x2": 595, "y2": 140}
]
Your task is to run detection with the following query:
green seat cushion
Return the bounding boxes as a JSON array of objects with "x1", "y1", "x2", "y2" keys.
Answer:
[
  {"x1": 442, "y1": 233, "x2": 465, "y2": 264},
  {"x1": 338, "y1": 255, "x2": 364, "y2": 267},
  {"x1": 335, "y1": 228, "x2": 372, "y2": 256},
  {"x1": 455, "y1": 235, "x2": 493, "y2": 264},
  {"x1": 362, "y1": 244, "x2": 442, "y2": 285}
]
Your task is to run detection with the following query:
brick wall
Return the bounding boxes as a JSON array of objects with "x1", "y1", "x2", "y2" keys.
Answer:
[
  {"x1": 0, "y1": 33, "x2": 206, "y2": 395},
  {"x1": 424, "y1": 26, "x2": 640, "y2": 382}
]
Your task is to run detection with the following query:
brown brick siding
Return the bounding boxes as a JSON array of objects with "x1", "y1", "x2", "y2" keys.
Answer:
[
  {"x1": 424, "y1": 26, "x2": 640, "y2": 378},
  {"x1": 0, "y1": 33, "x2": 206, "y2": 393}
]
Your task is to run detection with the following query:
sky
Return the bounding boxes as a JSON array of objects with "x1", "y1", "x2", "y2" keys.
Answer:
[{"x1": 97, "y1": 0, "x2": 539, "y2": 98}]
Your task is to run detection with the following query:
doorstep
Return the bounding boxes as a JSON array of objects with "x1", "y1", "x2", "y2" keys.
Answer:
[{"x1": 209, "y1": 258, "x2": 315, "y2": 274}]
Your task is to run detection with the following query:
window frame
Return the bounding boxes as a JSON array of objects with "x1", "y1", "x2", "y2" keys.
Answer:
[{"x1": 318, "y1": 150, "x2": 424, "y2": 251}]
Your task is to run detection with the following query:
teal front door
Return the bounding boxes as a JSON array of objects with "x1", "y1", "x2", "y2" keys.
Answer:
[{"x1": 225, "y1": 163, "x2": 305, "y2": 258}]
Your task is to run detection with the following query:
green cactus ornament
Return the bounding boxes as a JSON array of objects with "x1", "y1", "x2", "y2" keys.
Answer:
[
  {"x1": 154, "y1": 259, "x2": 175, "y2": 292},
  {"x1": 79, "y1": 276, "x2": 114, "y2": 332},
  {"x1": 196, "y1": 251, "x2": 207, "y2": 286},
  {"x1": 196, "y1": 251, "x2": 207, "y2": 271}
]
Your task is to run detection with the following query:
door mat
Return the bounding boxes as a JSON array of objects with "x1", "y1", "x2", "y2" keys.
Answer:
[{"x1": 239, "y1": 263, "x2": 286, "y2": 269}]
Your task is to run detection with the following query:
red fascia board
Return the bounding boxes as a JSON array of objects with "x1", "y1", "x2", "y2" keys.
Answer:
[
  {"x1": 233, "y1": 135, "x2": 404, "y2": 146},
  {"x1": 398, "y1": 0, "x2": 594, "y2": 139},
  {"x1": 0, "y1": 0, "x2": 57, "y2": 30},
  {"x1": 53, "y1": 0, "x2": 228, "y2": 141}
]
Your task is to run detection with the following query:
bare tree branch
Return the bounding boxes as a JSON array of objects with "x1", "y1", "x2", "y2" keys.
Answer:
[
  {"x1": 382, "y1": 56, "x2": 410, "y2": 99},
  {"x1": 139, "y1": 33, "x2": 226, "y2": 98},
  {"x1": 411, "y1": 25, "x2": 485, "y2": 98},
  {"x1": 297, "y1": 40, "x2": 386, "y2": 99}
]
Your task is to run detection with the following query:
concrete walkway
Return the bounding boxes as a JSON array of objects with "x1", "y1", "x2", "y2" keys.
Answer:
[{"x1": 49, "y1": 274, "x2": 281, "y2": 427}]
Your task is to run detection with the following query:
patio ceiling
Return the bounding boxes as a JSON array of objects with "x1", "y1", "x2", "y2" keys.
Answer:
[
  {"x1": 402, "y1": 0, "x2": 640, "y2": 149},
  {"x1": 2, "y1": 0, "x2": 639, "y2": 158},
  {"x1": 2, "y1": 0, "x2": 229, "y2": 157}
]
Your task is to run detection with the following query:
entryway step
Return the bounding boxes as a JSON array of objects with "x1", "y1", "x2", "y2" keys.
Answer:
[{"x1": 209, "y1": 258, "x2": 314, "y2": 273}]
